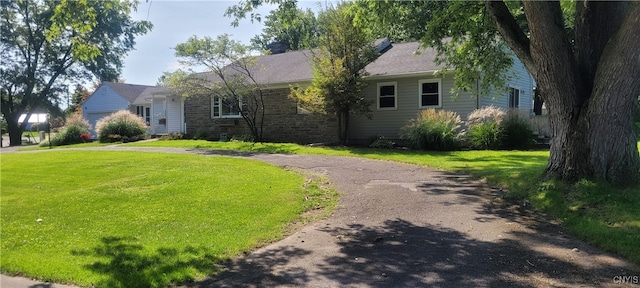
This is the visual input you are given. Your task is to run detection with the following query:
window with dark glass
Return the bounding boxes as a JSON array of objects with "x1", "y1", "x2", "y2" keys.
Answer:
[
  {"x1": 212, "y1": 96, "x2": 246, "y2": 118},
  {"x1": 509, "y1": 87, "x2": 520, "y2": 108},
  {"x1": 420, "y1": 80, "x2": 440, "y2": 107},
  {"x1": 136, "y1": 105, "x2": 150, "y2": 124},
  {"x1": 378, "y1": 83, "x2": 396, "y2": 109}
]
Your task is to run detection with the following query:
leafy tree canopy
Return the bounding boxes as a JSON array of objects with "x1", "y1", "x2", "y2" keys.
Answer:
[
  {"x1": 291, "y1": 3, "x2": 378, "y2": 145},
  {"x1": 163, "y1": 34, "x2": 266, "y2": 141},
  {"x1": 250, "y1": 0, "x2": 318, "y2": 51},
  {"x1": 1, "y1": 0, "x2": 151, "y2": 146}
]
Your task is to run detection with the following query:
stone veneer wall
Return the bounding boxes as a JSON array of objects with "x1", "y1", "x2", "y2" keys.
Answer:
[{"x1": 184, "y1": 88, "x2": 339, "y2": 144}]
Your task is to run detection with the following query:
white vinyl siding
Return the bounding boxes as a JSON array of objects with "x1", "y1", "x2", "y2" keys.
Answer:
[
  {"x1": 350, "y1": 76, "x2": 477, "y2": 142},
  {"x1": 480, "y1": 54, "x2": 534, "y2": 112},
  {"x1": 166, "y1": 96, "x2": 184, "y2": 133},
  {"x1": 82, "y1": 85, "x2": 131, "y2": 137},
  {"x1": 86, "y1": 112, "x2": 112, "y2": 138}
]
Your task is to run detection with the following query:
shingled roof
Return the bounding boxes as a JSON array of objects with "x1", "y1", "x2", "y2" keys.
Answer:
[
  {"x1": 103, "y1": 82, "x2": 153, "y2": 102},
  {"x1": 365, "y1": 41, "x2": 442, "y2": 78},
  {"x1": 199, "y1": 40, "x2": 441, "y2": 86},
  {"x1": 200, "y1": 49, "x2": 316, "y2": 86}
]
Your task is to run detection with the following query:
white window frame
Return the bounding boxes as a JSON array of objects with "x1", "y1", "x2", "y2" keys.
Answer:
[
  {"x1": 418, "y1": 79, "x2": 442, "y2": 108},
  {"x1": 508, "y1": 87, "x2": 520, "y2": 108},
  {"x1": 377, "y1": 82, "x2": 398, "y2": 110},
  {"x1": 211, "y1": 96, "x2": 244, "y2": 119}
]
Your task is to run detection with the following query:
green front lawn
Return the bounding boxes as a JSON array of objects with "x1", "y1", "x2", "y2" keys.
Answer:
[
  {"x1": 0, "y1": 151, "x2": 336, "y2": 287},
  {"x1": 128, "y1": 139, "x2": 640, "y2": 265}
]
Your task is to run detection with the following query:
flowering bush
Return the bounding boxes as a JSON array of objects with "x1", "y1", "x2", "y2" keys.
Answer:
[
  {"x1": 95, "y1": 110, "x2": 147, "y2": 143},
  {"x1": 80, "y1": 133, "x2": 91, "y2": 142},
  {"x1": 43, "y1": 114, "x2": 92, "y2": 147}
]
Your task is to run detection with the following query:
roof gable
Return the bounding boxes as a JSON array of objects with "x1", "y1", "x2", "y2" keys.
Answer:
[{"x1": 103, "y1": 82, "x2": 153, "y2": 102}]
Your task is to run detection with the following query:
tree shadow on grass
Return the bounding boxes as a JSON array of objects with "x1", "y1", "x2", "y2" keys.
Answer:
[
  {"x1": 181, "y1": 246, "x2": 313, "y2": 287},
  {"x1": 71, "y1": 236, "x2": 225, "y2": 288}
]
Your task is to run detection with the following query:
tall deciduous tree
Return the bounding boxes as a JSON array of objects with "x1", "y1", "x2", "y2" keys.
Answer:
[
  {"x1": 66, "y1": 84, "x2": 91, "y2": 115},
  {"x1": 163, "y1": 34, "x2": 266, "y2": 142},
  {"x1": 250, "y1": 0, "x2": 318, "y2": 51},
  {"x1": 0, "y1": 0, "x2": 151, "y2": 146},
  {"x1": 360, "y1": 0, "x2": 640, "y2": 186},
  {"x1": 225, "y1": 0, "x2": 285, "y2": 27},
  {"x1": 290, "y1": 4, "x2": 378, "y2": 145},
  {"x1": 349, "y1": 0, "x2": 447, "y2": 43}
]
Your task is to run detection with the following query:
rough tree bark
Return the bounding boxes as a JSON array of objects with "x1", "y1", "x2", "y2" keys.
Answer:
[{"x1": 485, "y1": 1, "x2": 640, "y2": 186}]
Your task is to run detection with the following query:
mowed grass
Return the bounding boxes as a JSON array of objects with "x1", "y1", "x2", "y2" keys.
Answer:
[
  {"x1": 129, "y1": 139, "x2": 640, "y2": 264},
  {"x1": 0, "y1": 150, "x2": 336, "y2": 287},
  {"x1": 127, "y1": 140, "x2": 548, "y2": 193}
]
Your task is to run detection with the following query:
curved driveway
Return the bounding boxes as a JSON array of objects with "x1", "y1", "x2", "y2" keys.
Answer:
[{"x1": 2, "y1": 146, "x2": 639, "y2": 287}]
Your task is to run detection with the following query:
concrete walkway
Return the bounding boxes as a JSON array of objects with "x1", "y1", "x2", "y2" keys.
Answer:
[{"x1": 2, "y1": 146, "x2": 639, "y2": 287}]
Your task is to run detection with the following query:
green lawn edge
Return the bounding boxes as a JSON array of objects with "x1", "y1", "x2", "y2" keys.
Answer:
[
  {"x1": 0, "y1": 150, "x2": 338, "y2": 287},
  {"x1": 126, "y1": 139, "x2": 640, "y2": 265}
]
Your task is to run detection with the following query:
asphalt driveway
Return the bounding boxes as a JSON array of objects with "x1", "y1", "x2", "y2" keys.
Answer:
[{"x1": 2, "y1": 146, "x2": 639, "y2": 287}]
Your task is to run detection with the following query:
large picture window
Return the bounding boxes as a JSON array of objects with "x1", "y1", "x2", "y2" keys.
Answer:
[
  {"x1": 377, "y1": 82, "x2": 397, "y2": 110},
  {"x1": 211, "y1": 97, "x2": 245, "y2": 118},
  {"x1": 419, "y1": 79, "x2": 441, "y2": 108},
  {"x1": 508, "y1": 87, "x2": 520, "y2": 108}
]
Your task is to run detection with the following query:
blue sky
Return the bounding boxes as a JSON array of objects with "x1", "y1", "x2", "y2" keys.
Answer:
[{"x1": 121, "y1": 0, "x2": 323, "y2": 86}]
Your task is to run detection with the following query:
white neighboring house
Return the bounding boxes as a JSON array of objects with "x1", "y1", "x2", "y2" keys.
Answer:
[{"x1": 82, "y1": 82, "x2": 185, "y2": 138}]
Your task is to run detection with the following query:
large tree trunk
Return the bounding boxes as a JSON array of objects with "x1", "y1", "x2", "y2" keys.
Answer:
[
  {"x1": 531, "y1": 2, "x2": 640, "y2": 186},
  {"x1": 6, "y1": 117, "x2": 27, "y2": 146},
  {"x1": 488, "y1": 1, "x2": 640, "y2": 186},
  {"x1": 584, "y1": 5, "x2": 640, "y2": 185}
]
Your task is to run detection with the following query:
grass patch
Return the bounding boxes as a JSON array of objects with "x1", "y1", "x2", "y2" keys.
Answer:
[
  {"x1": 21, "y1": 131, "x2": 41, "y2": 137},
  {"x1": 127, "y1": 139, "x2": 640, "y2": 265},
  {"x1": 529, "y1": 179, "x2": 640, "y2": 264},
  {"x1": 0, "y1": 151, "x2": 337, "y2": 287},
  {"x1": 127, "y1": 140, "x2": 548, "y2": 195},
  {"x1": 14, "y1": 140, "x2": 112, "y2": 151}
]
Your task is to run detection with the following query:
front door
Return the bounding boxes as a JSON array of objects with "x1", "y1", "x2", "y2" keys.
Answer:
[{"x1": 152, "y1": 97, "x2": 167, "y2": 134}]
